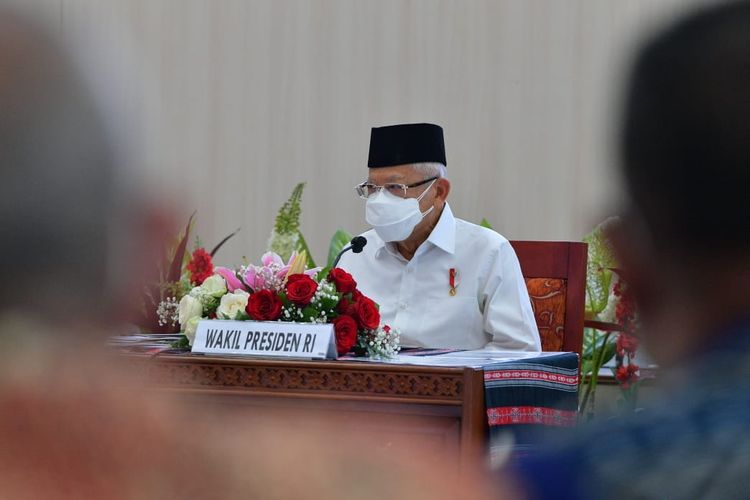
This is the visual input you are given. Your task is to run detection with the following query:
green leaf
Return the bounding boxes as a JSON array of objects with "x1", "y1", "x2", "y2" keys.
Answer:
[
  {"x1": 327, "y1": 229, "x2": 354, "y2": 267},
  {"x1": 597, "y1": 337, "x2": 617, "y2": 367},
  {"x1": 580, "y1": 358, "x2": 594, "y2": 378},
  {"x1": 479, "y1": 218, "x2": 493, "y2": 230},
  {"x1": 274, "y1": 182, "x2": 305, "y2": 234},
  {"x1": 268, "y1": 183, "x2": 306, "y2": 262},
  {"x1": 320, "y1": 294, "x2": 339, "y2": 311},
  {"x1": 301, "y1": 305, "x2": 318, "y2": 322},
  {"x1": 202, "y1": 297, "x2": 219, "y2": 317},
  {"x1": 581, "y1": 328, "x2": 598, "y2": 360},
  {"x1": 583, "y1": 218, "x2": 619, "y2": 316},
  {"x1": 296, "y1": 231, "x2": 316, "y2": 268},
  {"x1": 582, "y1": 327, "x2": 617, "y2": 364},
  {"x1": 316, "y1": 266, "x2": 332, "y2": 283},
  {"x1": 171, "y1": 336, "x2": 191, "y2": 349}
]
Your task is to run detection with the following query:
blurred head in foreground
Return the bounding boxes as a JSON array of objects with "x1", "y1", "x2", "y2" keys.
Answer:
[
  {"x1": 510, "y1": 2, "x2": 750, "y2": 499},
  {"x1": 0, "y1": 8, "x2": 142, "y2": 331},
  {"x1": 611, "y1": 0, "x2": 750, "y2": 366}
]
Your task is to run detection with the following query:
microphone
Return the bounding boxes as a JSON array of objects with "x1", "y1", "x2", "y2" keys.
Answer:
[{"x1": 331, "y1": 236, "x2": 367, "y2": 268}]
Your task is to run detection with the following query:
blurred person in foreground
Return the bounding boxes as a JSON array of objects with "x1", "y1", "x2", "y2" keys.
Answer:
[
  {"x1": 510, "y1": 2, "x2": 750, "y2": 499},
  {"x1": 0, "y1": 8, "x2": 494, "y2": 499}
]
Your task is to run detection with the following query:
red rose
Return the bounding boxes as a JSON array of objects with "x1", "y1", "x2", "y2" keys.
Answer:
[
  {"x1": 352, "y1": 295, "x2": 380, "y2": 330},
  {"x1": 328, "y1": 268, "x2": 357, "y2": 294},
  {"x1": 285, "y1": 274, "x2": 318, "y2": 306},
  {"x1": 187, "y1": 248, "x2": 214, "y2": 285},
  {"x1": 246, "y1": 290, "x2": 283, "y2": 321},
  {"x1": 332, "y1": 315, "x2": 358, "y2": 355},
  {"x1": 336, "y1": 295, "x2": 357, "y2": 316}
]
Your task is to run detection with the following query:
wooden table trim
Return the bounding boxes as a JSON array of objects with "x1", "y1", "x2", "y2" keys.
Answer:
[
  {"x1": 126, "y1": 353, "x2": 489, "y2": 472},
  {"x1": 126, "y1": 353, "x2": 485, "y2": 403}
]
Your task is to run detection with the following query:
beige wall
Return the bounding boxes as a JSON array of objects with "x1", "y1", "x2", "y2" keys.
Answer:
[{"x1": 17, "y1": 0, "x2": 707, "y2": 267}]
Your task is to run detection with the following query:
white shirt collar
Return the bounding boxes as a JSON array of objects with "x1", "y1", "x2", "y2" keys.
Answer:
[
  {"x1": 374, "y1": 202, "x2": 456, "y2": 259},
  {"x1": 426, "y1": 203, "x2": 456, "y2": 254}
]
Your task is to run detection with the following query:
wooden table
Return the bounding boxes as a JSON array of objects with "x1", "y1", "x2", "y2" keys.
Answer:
[{"x1": 126, "y1": 353, "x2": 488, "y2": 473}]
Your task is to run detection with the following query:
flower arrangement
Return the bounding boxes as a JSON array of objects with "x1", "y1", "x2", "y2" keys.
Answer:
[
  {"x1": 176, "y1": 250, "x2": 400, "y2": 359},
  {"x1": 579, "y1": 218, "x2": 642, "y2": 419},
  {"x1": 612, "y1": 277, "x2": 640, "y2": 394},
  {"x1": 135, "y1": 213, "x2": 239, "y2": 334}
]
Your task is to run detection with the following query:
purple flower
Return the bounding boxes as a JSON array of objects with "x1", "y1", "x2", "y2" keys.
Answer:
[
  {"x1": 242, "y1": 266, "x2": 264, "y2": 291},
  {"x1": 261, "y1": 252, "x2": 284, "y2": 268},
  {"x1": 215, "y1": 267, "x2": 246, "y2": 292}
]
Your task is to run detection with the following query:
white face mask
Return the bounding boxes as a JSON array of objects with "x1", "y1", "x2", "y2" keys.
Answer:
[{"x1": 365, "y1": 180, "x2": 436, "y2": 242}]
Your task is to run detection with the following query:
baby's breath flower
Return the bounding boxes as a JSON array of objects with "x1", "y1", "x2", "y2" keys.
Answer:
[
  {"x1": 156, "y1": 297, "x2": 179, "y2": 327},
  {"x1": 358, "y1": 325, "x2": 400, "y2": 359}
]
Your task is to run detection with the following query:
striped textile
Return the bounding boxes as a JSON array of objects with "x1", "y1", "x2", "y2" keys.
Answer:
[{"x1": 483, "y1": 353, "x2": 579, "y2": 464}]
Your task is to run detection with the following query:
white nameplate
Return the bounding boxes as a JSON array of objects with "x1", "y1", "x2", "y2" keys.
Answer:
[{"x1": 191, "y1": 319, "x2": 337, "y2": 359}]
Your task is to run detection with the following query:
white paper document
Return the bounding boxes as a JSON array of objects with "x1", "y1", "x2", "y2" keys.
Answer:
[{"x1": 345, "y1": 350, "x2": 565, "y2": 368}]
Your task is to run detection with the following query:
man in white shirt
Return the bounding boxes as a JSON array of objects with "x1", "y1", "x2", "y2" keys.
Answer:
[{"x1": 338, "y1": 123, "x2": 541, "y2": 351}]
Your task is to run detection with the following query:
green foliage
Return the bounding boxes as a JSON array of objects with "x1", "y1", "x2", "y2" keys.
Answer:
[
  {"x1": 274, "y1": 182, "x2": 305, "y2": 235},
  {"x1": 301, "y1": 305, "x2": 318, "y2": 322},
  {"x1": 479, "y1": 218, "x2": 493, "y2": 230},
  {"x1": 296, "y1": 232, "x2": 316, "y2": 268},
  {"x1": 199, "y1": 295, "x2": 220, "y2": 317},
  {"x1": 579, "y1": 217, "x2": 627, "y2": 419},
  {"x1": 583, "y1": 218, "x2": 619, "y2": 317},
  {"x1": 580, "y1": 328, "x2": 617, "y2": 379},
  {"x1": 582, "y1": 327, "x2": 618, "y2": 361},
  {"x1": 268, "y1": 182, "x2": 316, "y2": 267},
  {"x1": 327, "y1": 229, "x2": 354, "y2": 267},
  {"x1": 171, "y1": 336, "x2": 191, "y2": 349},
  {"x1": 231, "y1": 310, "x2": 250, "y2": 321},
  {"x1": 579, "y1": 327, "x2": 618, "y2": 420},
  {"x1": 319, "y1": 293, "x2": 339, "y2": 312},
  {"x1": 316, "y1": 266, "x2": 332, "y2": 283}
]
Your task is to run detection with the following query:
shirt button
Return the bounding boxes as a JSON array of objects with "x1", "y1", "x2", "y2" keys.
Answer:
[{"x1": 399, "y1": 302, "x2": 407, "y2": 310}]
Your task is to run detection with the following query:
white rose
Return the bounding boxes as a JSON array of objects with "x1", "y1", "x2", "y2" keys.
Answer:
[
  {"x1": 217, "y1": 290, "x2": 249, "y2": 320},
  {"x1": 201, "y1": 274, "x2": 228, "y2": 298},
  {"x1": 178, "y1": 294, "x2": 203, "y2": 328},
  {"x1": 184, "y1": 316, "x2": 201, "y2": 346}
]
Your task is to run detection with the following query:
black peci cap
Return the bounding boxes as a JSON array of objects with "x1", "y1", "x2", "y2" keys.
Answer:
[{"x1": 367, "y1": 123, "x2": 446, "y2": 168}]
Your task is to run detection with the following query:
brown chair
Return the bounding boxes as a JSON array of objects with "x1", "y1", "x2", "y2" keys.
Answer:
[{"x1": 510, "y1": 241, "x2": 588, "y2": 356}]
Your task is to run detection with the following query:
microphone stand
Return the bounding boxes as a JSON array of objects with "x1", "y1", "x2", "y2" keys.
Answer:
[{"x1": 331, "y1": 236, "x2": 367, "y2": 268}]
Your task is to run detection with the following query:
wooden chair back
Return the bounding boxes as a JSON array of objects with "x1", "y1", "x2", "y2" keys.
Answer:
[{"x1": 509, "y1": 241, "x2": 588, "y2": 356}]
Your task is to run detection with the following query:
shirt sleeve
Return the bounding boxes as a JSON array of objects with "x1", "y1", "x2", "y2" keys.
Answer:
[{"x1": 480, "y1": 240, "x2": 542, "y2": 351}]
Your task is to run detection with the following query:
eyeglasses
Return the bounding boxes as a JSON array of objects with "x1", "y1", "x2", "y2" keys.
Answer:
[{"x1": 355, "y1": 176, "x2": 438, "y2": 199}]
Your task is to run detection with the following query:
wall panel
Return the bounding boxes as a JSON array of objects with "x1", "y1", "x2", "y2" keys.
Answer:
[{"x1": 31, "y1": 0, "x2": 707, "y2": 265}]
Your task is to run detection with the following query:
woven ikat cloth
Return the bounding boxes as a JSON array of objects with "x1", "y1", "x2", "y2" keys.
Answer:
[{"x1": 483, "y1": 352, "x2": 579, "y2": 460}]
